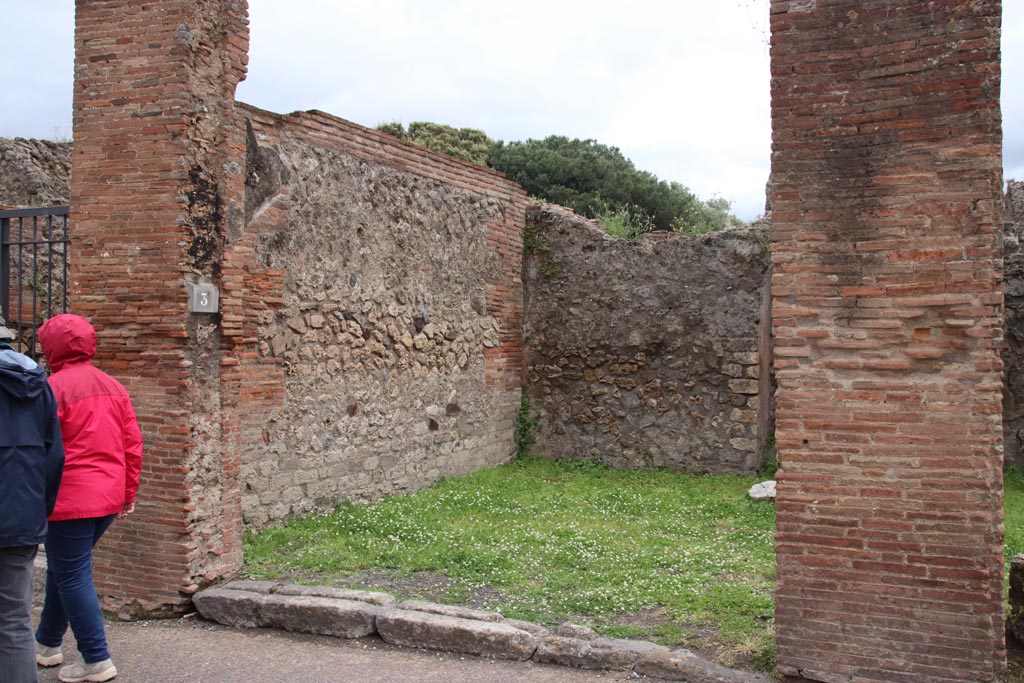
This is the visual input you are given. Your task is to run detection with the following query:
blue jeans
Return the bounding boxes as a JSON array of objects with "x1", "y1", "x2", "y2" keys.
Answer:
[
  {"x1": 0, "y1": 545, "x2": 37, "y2": 683},
  {"x1": 36, "y1": 515, "x2": 116, "y2": 664}
]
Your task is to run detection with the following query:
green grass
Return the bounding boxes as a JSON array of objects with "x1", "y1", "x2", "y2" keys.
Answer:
[{"x1": 244, "y1": 457, "x2": 776, "y2": 669}]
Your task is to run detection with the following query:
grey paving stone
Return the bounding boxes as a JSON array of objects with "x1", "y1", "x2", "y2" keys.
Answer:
[
  {"x1": 193, "y1": 588, "x2": 264, "y2": 628},
  {"x1": 275, "y1": 583, "x2": 397, "y2": 606},
  {"x1": 378, "y1": 609, "x2": 538, "y2": 661},
  {"x1": 259, "y1": 594, "x2": 382, "y2": 638}
]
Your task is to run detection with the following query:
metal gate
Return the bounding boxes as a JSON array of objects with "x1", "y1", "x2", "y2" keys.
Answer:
[{"x1": 1, "y1": 206, "x2": 71, "y2": 358}]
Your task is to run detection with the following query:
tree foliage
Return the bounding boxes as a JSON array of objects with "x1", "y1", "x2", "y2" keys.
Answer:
[
  {"x1": 377, "y1": 123, "x2": 744, "y2": 235},
  {"x1": 378, "y1": 121, "x2": 492, "y2": 166},
  {"x1": 487, "y1": 136, "x2": 733, "y2": 233}
]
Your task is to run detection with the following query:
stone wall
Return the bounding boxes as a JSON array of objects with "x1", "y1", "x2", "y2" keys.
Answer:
[
  {"x1": 770, "y1": 1, "x2": 1005, "y2": 680},
  {"x1": 229, "y1": 106, "x2": 528, "y2": 528},
  {"x1": 0, "y1": 138, "x2": 70, "y2": 208},
  {"x1": 1005, "y1": 180, "x2": 1024, "y2": 466},
  {"x1": 523, "y1": 205, "x2": 772, "y2": 473}
]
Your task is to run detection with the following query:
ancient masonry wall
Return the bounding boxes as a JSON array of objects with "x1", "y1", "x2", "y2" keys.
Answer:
[
  {"x1": 9, "y1": 148, "x2": 1024, "y2": 477},
  {"x1": 523, "y1": 205, "x2": 773, "y2": 472},
  {"x1": 770, "y1": 1, "x2": 1005, "y2": 681},
  {"x1": 71, "y1": 0, "x2": 249, "y2": 614},
  {"x1": 228, "y1": 105, "x2": 528, "y2": 528},
  {"x1": 0, "y1": 138, "x2": 70, "y2": 208},
  {"x1": 1003, "y1": 180, "x2": 1024, "y2": 464}
]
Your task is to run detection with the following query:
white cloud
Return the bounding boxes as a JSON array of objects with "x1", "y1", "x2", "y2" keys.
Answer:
[{"x1": 0, "y1": 1, "x2": 1021, "y2": 219}]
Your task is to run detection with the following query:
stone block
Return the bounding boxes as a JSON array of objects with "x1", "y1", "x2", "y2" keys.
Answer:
[
  {"x1": 259, "y1": 594, "x2": 382, "y2": 639},
  {"x1": 503, "y1": 618, "x2": 549, "y2": 636},
  {"x1": 220, "y1": 580, "x2": 279, "y2": 594},
  {"x1": 193, "y1": 588, "x2": 264, "y2": 629},
  {"x1": 275, "y1": 584, "x2": 397, "y2": 606},
  {"x1": 377, "y1": 609, "x2": 537, "y2": 661},
  {"x1": 636, "y1": 647, "x2": 769, "y2": 682},
  {"x1": 397, "y1": 599, "x2": 502, "y2": 622},
  {"x1": 533, "y1": 636, "x2": 591, "y2": 668},
  {"x1": 534, "y1": 635, "x2": 666, "y2": 671},
  {"x1": 727, "y1": 379, "x2": 760, "y2": 395}
]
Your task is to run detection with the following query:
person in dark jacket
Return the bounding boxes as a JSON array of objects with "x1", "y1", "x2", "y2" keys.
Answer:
[
  {"x1": 0, "y1": 314, "x2": 64, "y2": 683},
  {"x1": 35, "y1": 314, "x2": 142, "y2": 683}
]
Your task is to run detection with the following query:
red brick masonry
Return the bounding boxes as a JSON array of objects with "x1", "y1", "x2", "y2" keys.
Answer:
[{"x1": 770, "y1": 1, "x2": 1005, "y2": 681}]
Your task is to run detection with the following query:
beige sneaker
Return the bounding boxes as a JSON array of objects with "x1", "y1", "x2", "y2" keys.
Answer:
[
  {"x1": 35, "y1": 641, "x2": 63, "y2": 667},
  {"x1": 57, "y1": 658, "x2": 117, "y2": 682}
]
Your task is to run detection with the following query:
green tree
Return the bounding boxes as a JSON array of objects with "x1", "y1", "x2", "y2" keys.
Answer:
[
  {"x1": 377, "y1": 121, "x2": 493, "y2": 166},
  {"x1": 487, "y1": 136, "x2": 727, "y2": 233},
  {"x1": 379, "y1": 124, "x2": 745, "y2": 235}
]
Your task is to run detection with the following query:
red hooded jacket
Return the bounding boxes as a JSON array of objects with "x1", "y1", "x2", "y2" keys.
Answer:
[{"x1": 38, "y1": 314, "x2": 143, "y2": 521}]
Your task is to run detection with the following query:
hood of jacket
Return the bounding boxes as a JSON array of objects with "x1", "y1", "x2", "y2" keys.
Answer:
[
  {"x1": 39, "y1": 314, "x2": 97, "y2": 373},
  {"x1": 0, "y1": 348, "x2": 48, "y2": 400}
]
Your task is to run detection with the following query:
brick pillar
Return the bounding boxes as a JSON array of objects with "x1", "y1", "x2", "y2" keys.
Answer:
[
  {"x1": 770, "y1": 2, "x2": 1005, "y2": 681},
  {"x1": 71, "y1": 0, "x2": 249, "y2": 614}
]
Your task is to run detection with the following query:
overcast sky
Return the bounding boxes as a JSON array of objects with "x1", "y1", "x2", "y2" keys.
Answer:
[{"x1": 2, "y1": 1, "x2": 1022, "y2": 220}]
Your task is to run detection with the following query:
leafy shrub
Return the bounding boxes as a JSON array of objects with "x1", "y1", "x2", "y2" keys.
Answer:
[
  {"x1": 378, "y1": 121, "x2": 492, "y2": 165},
  {"x1": 672, "y1": 197, "x2": 747, "y2": 237},
  {"x1": 596, "y1": 204, "x2": 655, "y2": 241}
]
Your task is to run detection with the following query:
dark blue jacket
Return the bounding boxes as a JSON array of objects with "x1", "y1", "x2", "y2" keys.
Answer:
[{"x1": 0, "y1": 346, "x2": 64, "y2": 547}]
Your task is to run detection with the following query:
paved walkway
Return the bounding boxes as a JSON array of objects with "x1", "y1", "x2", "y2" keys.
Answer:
[{"x1": 36, "y1": 616, "x2": 657, "y2": 683}]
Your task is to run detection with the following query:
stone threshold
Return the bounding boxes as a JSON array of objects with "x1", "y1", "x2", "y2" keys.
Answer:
[{"x1": 193, "y1": 580, "x2": 769, "y2": 683}]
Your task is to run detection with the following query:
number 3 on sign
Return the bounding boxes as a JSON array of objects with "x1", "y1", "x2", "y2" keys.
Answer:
[{"x1": 191, "y1": 284, "x2": 219, "y2": 313}]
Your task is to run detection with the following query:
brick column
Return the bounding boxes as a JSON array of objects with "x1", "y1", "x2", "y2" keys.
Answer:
[
  {"x1": 71, "y1": 0, "x2": 248, "y2": 614},
  {"x1": 770, "y1": 1, "x2": 1005, "y2": 681}
]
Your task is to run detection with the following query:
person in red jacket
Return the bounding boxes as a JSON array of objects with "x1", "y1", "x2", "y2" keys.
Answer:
[{"x1": 33, "y1": 314, "x2": 143, "y2": 683}]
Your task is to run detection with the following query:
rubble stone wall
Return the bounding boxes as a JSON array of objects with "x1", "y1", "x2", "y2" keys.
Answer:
[
  {"x1": 231, "y1": 105, "x2": 527, "y2": 528},
  {"x1": 523, "y1": 205, "x2": 773, "y2": 473},
  {"x1": 0, "y1": 138, "x2": 70, "y2": 208},
  {"x1": 1004, "y1": 180, "x2": 1024, "y2": 467}
]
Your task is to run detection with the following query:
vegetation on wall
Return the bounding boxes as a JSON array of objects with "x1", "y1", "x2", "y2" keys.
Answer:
[
  {"x1": 378, "y1": 121, "x2": 745, "y2": 237},
  {"x1": 378, "y1": 121, "x2": 492, "y2": 166}
]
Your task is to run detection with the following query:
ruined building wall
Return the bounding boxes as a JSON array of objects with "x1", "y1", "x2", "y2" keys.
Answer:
[
  {"x1": 523, "y1": 204, "x2": 773, "y2": 473},
  {"x1": 770, "y1": 1, "x2": 1005, "y2": 681},
  {"x1": 0, "y1": 138, "x2": 70, "y2": 208},
  {"x1": 228, "y1": 105, "x2": 527, "y2": 528},
  {"x1": 1004, "y1": 180, "x2": 1024, "y2": 466},
  {"x1": 71, "y1": 0, "x2": 249, "y2": 614}
]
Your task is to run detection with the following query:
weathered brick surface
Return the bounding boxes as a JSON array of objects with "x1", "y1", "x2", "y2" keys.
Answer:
[
  {"x1": 71, "y1": 0, "x2": 249, "y2": 614},
  {"x1": 523, "y1": 204, "x2": 773, "y2": 472},
  {"x1": 227, "y1": 105, "x2": 527, "y2": 528},
  {"x1": 770, "y1": 1, "x2": 1005, "y2": 681}
]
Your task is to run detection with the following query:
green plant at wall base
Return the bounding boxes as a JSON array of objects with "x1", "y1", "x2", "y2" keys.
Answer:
[
  {"x1": 515, "y1": 395, "x2": 539, "y2": 459},
  {"x1": 1005, "y1": 466, "x2": 1024, "y2": 567},
  {"x1": 759, "y1": 433, "x2": 777, "y2": 479}
]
